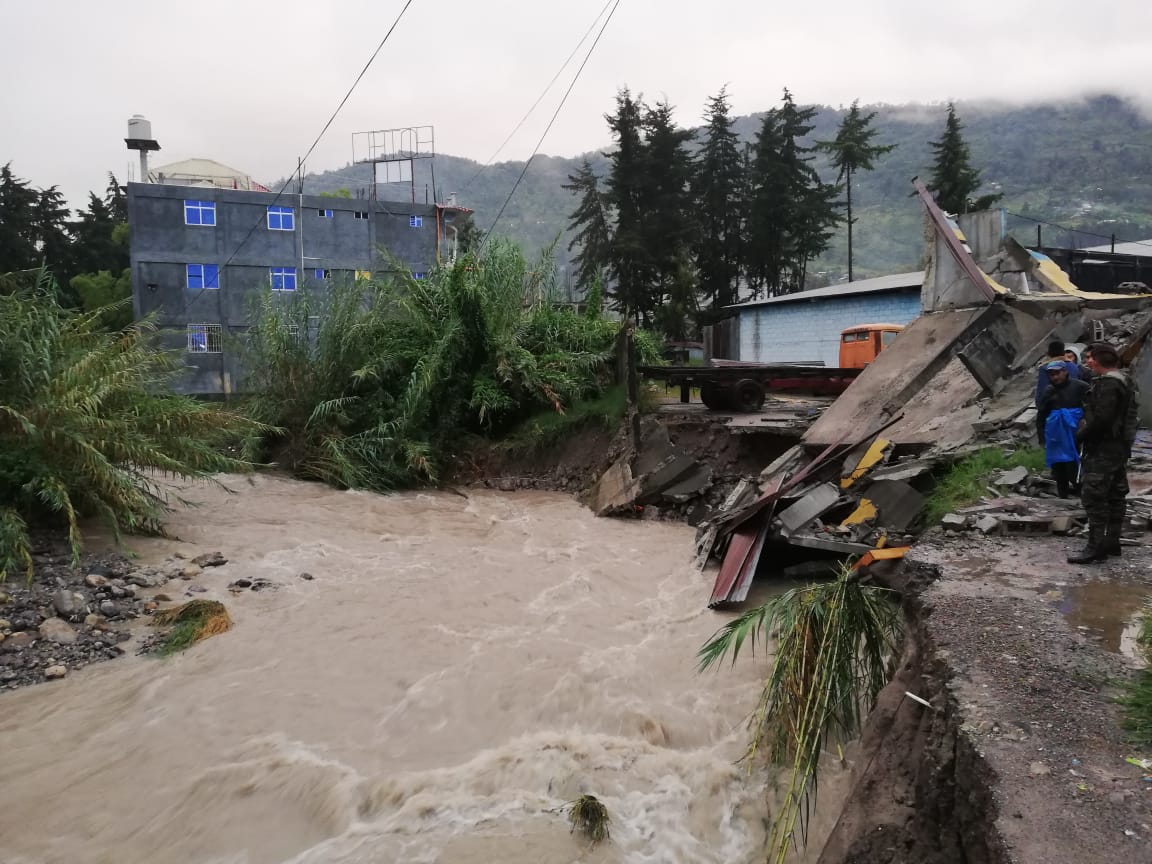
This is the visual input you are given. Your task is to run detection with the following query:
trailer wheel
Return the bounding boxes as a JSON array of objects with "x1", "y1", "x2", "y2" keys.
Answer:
[
  {"x1": 700, "y1": 382, "x2": 725, "y2": 410},
  {"x1": 733, "y1": 379, "x2": 765, "y2": 412}
]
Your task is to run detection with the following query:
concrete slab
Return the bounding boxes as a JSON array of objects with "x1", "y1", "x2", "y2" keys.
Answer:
[
  {"x1": 804, "y1": 307, "x2": 998, "y2": 448},
  {"x1": 775, "y1": 482, "x2": 841, "y2": 537},
  {"x1": 862, "y1": 479, "x2": 926, "y2": 531}
]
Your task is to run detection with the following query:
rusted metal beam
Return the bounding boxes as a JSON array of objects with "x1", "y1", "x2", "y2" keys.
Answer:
[{"x1": 912, "y1": 177, "x2": 998, "y2": 303}]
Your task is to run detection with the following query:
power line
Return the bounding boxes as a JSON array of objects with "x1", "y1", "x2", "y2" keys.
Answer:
[
  {"x1": 185, "y1": 0, "x2": 416, "y2": 312},
  {"x1": 1005, "y1": 210, "x2": 1152, "y2": 251},
  {"x1": 482, "y1": 0, "x2": 622, "y2": 243},
  {"x1": 461, "y1": 0, "x2": 615, "y2": 195}
]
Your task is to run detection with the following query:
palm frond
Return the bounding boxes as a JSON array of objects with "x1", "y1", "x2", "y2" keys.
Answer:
[{"x1": 698, "y1": 562, "x2": 902, "y2": 863}]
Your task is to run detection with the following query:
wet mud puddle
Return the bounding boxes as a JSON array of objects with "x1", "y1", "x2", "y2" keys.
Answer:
[{"x1": 0, "y1": 474, "x2": 814, "y2": 864}]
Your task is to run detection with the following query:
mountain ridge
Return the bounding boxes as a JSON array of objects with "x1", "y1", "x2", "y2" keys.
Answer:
[{"x1": 277, "y1": 94, "x2": 1152, "y2": 286}]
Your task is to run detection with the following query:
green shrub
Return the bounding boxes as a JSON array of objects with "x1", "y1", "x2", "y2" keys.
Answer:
[
  {"x1": 241, "y1": 240, "x2": 661, "y2": 489},
  {"x1": 0, "y1": 272, "x2": 259, "y2": 580},
  {"x1": 924, "y1": 446, "x2": 1047, "y2": 523}
]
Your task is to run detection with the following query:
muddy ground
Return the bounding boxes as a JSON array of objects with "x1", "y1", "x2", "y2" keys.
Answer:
[{"x1": 821, "y1": 533, "x2": 1152, "y2": 863}]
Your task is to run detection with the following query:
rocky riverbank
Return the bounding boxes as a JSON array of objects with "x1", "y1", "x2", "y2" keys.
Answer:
[{"x1": 0, "y1": 543, "x2": 229, "y2": 691}]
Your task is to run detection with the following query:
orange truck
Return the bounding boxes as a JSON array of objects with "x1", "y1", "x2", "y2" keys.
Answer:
[
  {"x1": 838, "y1": 323, "x2": 905, "y2": 369},
  {"x1": 639, "y1": 323, "x2": 905, "y2": 412}
]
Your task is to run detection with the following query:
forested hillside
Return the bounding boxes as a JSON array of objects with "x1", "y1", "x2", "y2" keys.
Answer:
[{"x1": 283, "y1": 94, "x2": 1152, "y2": 288}]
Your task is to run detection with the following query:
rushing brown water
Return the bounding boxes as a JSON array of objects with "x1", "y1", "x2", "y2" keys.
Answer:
[{"x1": 0, "y1": 474, "x2": 794, "y2": 864}]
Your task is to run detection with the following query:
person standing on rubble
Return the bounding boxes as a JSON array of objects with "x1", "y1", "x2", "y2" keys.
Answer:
[
  {"x1": 1065, "y1": 346, "x2": 1094, "y2": 383},
  {"x1": 1037, "y1": 361, "x2": 1089, "y2": 498},
  {"x1": 1035, "y1": 340, "x2": 1081, "y2": 405},
  {"x1": 1067, "y1": 342, "x2": 1140, "y2": 564}
]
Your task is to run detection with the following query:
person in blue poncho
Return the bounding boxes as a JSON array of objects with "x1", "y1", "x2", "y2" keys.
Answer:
[
  {"x1": 1036, "y1": 360, "x2": 1090, "y2": 498},
  {"x1": 1035, "y1": 340, "x2": 1080, "y2": 405}
]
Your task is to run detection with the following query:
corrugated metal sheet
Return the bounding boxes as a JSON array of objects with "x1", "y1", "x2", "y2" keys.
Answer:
[{"x1": 726, "y1": 271, "x2": 924, "y2": 310}]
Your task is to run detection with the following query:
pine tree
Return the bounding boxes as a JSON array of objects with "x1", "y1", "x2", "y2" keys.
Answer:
[
  {"x1": 70, "y1": 193, "x2": 127, "y2": 278},
  {"x1": 641, "y1": 99, "x2": 697, "y2": 334},
  {"x1": 562, "y1": 159, "x2": 612, "y2": 294},
  {"x1": 928, "y1": 103, "x2": 1001, "y2": 214},
  {"x1": 603, "y1": 88, "x2": 652, "y2": 322},
  {"x1": 817, "y1": 100, "x2": 895, "y2": 281},
  {"x1": 694, "y1": 87, "x2": 745, "y2": 311},
  {"x1": 0, "y1": 163, "x2": 40, "y2": 274},
  {"x1": 33, "y1": 186, "x2": 73, "y2": 279},
  {"x1": 746, "y1": 90, "x2": 842, "y2": 297}
]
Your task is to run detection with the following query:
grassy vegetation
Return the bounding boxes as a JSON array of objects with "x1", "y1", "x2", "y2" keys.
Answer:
[
  {"x1": 152, "y1": 600, "x2": 232, "y2": 655},
  {"x1": 924, "y1": 446, "x2": 1048, "y2": 524},
  {"x1": 0, "y1": 272, "x2": 260, "y2": 581},
  {"x1": 1121, "y1": 602, "x2": 1152, "y2": 747},
  {"x1": 241, "y1": 240, "x2": 661, "y2": 490},
  {"x1": 495, "y1": 385, "x2": 628, "y2": 453},
  {"x1": 563, "y1": 795, "x2": 611, "y2": 845},
  {"x1": 698, "y1": 561, "x2": 902, "y2": 863}
]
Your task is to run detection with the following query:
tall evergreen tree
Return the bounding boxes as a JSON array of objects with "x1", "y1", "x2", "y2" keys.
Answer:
[
  {"x1": 0, "y1": 163, "x2": 39, "y2": 274},
  {"x1": 70, "y1": 193, "x2": 127, "y2": 278},
  {"x1": 693, "y1": 87, "x2": 745, "y2": 311},
  {"x1": 928, "y1": 103, "x2": 1001, "y2": 214},
  {"x1": 603, "y1": 88, "x2": 652, "y2": 322},
  {"x1": 562, "y1": 159, "x2": 612, "y2": 294},
  {"x1": 33, "y1": 186, "x2": 73, "y2": 278},
  {"x1": 746, "y1": 90, "x2": 841, "y2": 297},
  {"x1": 817, "y1": 100, "x2": 894, "y2": 281},
  {"x1": 641, "y1": 99, "x2": 696, "y2": 333}
]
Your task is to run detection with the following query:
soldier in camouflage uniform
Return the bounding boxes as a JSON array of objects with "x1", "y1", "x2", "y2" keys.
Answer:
[{"x1": 1068, "y1": 342, "x2": 1140, "y2": 564}]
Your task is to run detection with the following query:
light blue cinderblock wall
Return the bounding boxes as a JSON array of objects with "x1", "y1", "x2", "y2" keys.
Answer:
[{"x1": 737, "y1": 292, "x2": 922, "y2": 367}]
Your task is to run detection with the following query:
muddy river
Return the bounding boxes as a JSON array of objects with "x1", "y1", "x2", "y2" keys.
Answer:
[{"x1": 0, "y1": 475, "x2": 803, "y2": 863}]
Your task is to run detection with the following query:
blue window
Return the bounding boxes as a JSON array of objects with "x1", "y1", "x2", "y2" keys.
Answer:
[
  {"x1": 317, "y1": 208, "x2": 333, "y2": 218},
  {"x1": 412, "y1": 271, "x2": 426, "y2": 280},
  {"x1": 270, "y1": 267, "x2": 297, "y2": 291},
  {"x1": 186, "y1": 264, "x2": 219, "y2": 290},
  {"x1": 267, "y1": 206, "x2": 295, "y2": 231},
  {"x1": 313, "y1": 268, "x2": 331, "y2": 279},
  {"x1": 184, "y1": 200, "x2": 216, "y2": 226},
  {"x1": 409, "y1": 215, "x2": 423, "y2": 228}
]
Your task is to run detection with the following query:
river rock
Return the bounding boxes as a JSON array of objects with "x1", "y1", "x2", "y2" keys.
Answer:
[
  {"x1": 230, "y1": 579, "x2": 252, "y2": 589},
  {"x1": 44, "y1": 665, "x2": 67, "y2": 680},
  {"x1": 0, "y1": 590, "x2": 10, "y2": 604},
  {"x1": 38, "y1": 618, "x2": 78, "y2": 645},
  {"x1": 84, "y1": 573, "x2": 108, "y2": 588},
  {"x1": 128, "y1": 572, "x2": 163, "y2": 588},
  {"x1": 87, "y1": 563, "x2": 113, "y2": 577},
  {"x1": 99, "y1": 600, "x2": 121, "y2": 619},
  {"x1": 180, "y1": 565, "x2": 202, "y2": 580},
  {"x1": 0, "y1": 619, "x2": 11, "y2": 631},
  {"x1": 299, "y1": 572, "x2": 314, "y2": 581},
  {"x1": 109, "y1": 585, "x2": 128, "y2": 598},
  {"x1": 192, "y1": 552, "x2": 227, "y2": 568},
  {"x1": 84, "y1": 614, "x2": 107, "y2": 629},
  {"x1": 52, "y1": 589, "x2": 86, "y2": 617},
  {"x1": 4, "y1": 631, "x2": 35, "y2": 650}
]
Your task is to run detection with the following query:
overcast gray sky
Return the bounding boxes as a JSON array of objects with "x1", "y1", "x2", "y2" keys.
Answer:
[{"x1": 4, "y1": 0, "x2": 1151, "y2": 206}]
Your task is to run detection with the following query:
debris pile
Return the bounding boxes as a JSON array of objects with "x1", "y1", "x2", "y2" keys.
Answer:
[{"x1": 692, "y1": 211, "x2": 1152, "y2": 606}]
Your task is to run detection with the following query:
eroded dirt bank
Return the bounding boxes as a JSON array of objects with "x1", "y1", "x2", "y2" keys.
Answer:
[{"x1": 820, "y1": 536, "x2": 1152, "y2": 863}]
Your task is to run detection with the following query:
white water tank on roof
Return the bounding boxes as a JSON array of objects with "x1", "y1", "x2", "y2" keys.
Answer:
[{"x1": 127, "y1": 114, "x2": 153, "y2": 141}]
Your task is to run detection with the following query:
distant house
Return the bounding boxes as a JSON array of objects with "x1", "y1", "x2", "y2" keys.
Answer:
[
  {"x1": 725, "y1": 271, "x2": 924, "y2": 366},
  {"x1": 128, "y1": 177, "x2": 470, "y2": 396}
]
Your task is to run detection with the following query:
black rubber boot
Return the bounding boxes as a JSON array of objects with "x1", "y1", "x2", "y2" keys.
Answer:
[
  {"x1": 1104, "y1": 519, "x2": 1124, "y2": 557},
  {"x1": 1068, "y1": 527, "x2": 1107, "y2": 565},
  {"x1": 1068, "y1": 544, "x2": 1107, "y2": 565}
]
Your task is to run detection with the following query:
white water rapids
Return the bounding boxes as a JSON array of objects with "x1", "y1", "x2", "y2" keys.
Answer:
[{"x1": 0, "y1": 474, "x2": 846, "y2": 863}]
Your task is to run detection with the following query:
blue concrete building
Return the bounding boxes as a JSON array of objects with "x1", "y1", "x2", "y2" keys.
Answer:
[{"x1": 729, "y1": 272, "x2": 924, "y2": 366}]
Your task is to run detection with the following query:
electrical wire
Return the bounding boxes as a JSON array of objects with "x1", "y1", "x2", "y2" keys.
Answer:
[
  {"x1": 1005, "y1": 210, "x2": 1152, "y2": 251},
  {"x1": 481, "y1": 0, "x2": 622, "y2": 244},
  {"x1": 460, "y1": 0, "x2": 616, "y2": 195},
  {"x1": 185, "y1": 0, "x2": 416, "y2": 312}
]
